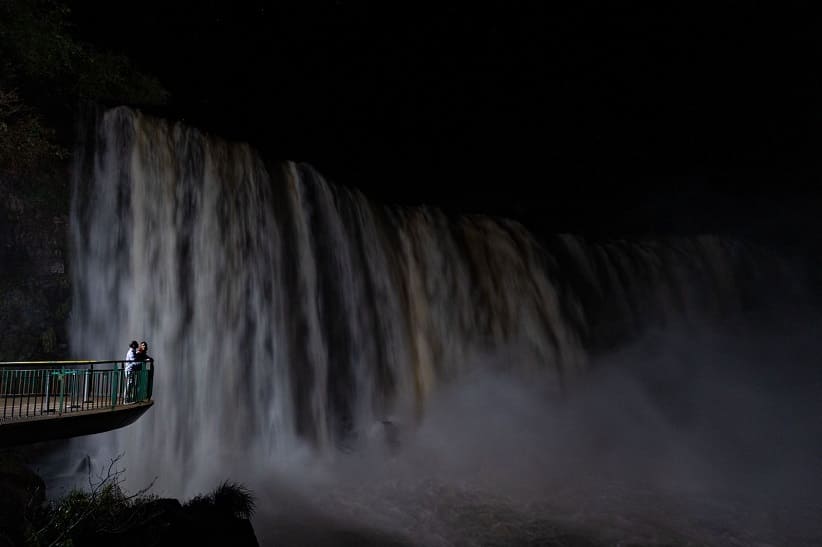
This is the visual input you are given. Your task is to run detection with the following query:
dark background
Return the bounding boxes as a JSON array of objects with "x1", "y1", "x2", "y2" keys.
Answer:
[{"x1": 64, "y1": 2, "x2": 820, "y2": 238}]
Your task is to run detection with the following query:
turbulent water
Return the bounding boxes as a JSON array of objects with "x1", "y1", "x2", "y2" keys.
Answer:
[{"x1": 67, "y1": 107, "x2": 821, "y2": 546}]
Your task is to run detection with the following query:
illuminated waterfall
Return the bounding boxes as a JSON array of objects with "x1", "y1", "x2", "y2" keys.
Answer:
[{"x1": 69, "y1": 107, "x2": 772, "y2": 497}]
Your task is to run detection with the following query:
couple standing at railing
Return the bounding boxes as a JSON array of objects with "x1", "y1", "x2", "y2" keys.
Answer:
[{"x1": 124, "y1": 340, "x2": 153, "y2": 402}]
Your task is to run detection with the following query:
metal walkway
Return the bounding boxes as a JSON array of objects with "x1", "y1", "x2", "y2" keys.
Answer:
[{"x1": 0, "y1": 360, "x2": 154, "y2": 447}]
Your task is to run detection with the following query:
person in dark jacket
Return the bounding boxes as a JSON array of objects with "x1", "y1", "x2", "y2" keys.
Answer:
[
  {"x1": 134, "y1": 341, "x2": 154, "y2": 400},
  {"x1": 135, "y1": 341, "x2": 151, "y2": 361}
]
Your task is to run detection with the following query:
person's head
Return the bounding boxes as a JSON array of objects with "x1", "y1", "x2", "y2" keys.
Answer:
[
  {"x1": 139, "y1": 341, "x2": 148, "y2": 353},
  {"x1": 129, "y1": 340, "x2": 139, "y2": 350}
]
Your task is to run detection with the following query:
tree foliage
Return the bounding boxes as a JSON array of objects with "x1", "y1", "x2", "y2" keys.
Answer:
[
  {"x1": 0, "y1": 0, "x2": 168, "y2": 108},
  {"x1": 0, "y1": 0, "x2": 168, "y2": 174}
]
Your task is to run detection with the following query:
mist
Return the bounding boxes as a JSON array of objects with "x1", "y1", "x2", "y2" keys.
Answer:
[{"x1": 217, "y1": 315, "x2": 821, "y2": 546}]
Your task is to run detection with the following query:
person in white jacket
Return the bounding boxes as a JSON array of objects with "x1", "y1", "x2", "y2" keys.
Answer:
[{"x1": 124, "y1": 340, "x2": 138, "y2": 401}]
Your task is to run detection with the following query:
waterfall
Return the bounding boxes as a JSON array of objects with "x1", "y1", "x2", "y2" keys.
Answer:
[{"x1": 69, "y1": 107, "x2": 780, "y2": 498}]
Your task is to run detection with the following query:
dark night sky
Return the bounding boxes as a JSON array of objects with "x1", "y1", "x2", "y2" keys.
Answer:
[{"x1": 65, "y1": 2, "x2": 821, "y2": 237}]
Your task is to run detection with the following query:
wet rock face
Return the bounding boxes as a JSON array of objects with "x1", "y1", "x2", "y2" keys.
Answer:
[{"x1": 0, "y1": 173, "x2": 71, "y2": 361}]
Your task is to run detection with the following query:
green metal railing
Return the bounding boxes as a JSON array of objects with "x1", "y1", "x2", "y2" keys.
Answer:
[{"x1": 0, "y1": 360, "x2": 154, "y2": 422}]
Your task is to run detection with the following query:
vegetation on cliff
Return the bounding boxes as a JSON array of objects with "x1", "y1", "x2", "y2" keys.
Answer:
[
  {"x1": 0, "y1": 0, "x2": 168, "y2": 361},
  {"x1": 0, "y1": 0, "x2": 168, "y2": 175}
]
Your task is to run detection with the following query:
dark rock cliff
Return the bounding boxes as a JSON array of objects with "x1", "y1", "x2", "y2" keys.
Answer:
[{"x1": 0, "y1": 167, "x2": 71, "y2": 361}]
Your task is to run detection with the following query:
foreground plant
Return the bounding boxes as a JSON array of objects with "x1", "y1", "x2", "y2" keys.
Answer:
[
  {"x1": 28, "y1": 455, "x2": 157, "y2": 546},
  {"x1": 21, "y1": 455, "x2": 258, "y2": 546}
]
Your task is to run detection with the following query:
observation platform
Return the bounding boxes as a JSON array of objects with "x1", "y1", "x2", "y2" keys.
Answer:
[{"x1": 0, "y1": 360, "x2": 154, "y2": 447}]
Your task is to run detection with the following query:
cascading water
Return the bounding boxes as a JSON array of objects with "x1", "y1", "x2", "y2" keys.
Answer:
[{"x1": 68, "y1": 107, "x2": 820, "y2": 545}]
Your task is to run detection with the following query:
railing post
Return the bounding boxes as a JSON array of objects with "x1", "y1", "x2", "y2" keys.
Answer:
[
  {"x1": 43, "y1": 371, "x2": 51, "y2": 414},
  {"x1": 147, "y1": 359, "x2": 154, "y2": 400},
  {"x1": 111, "y1": 363, "x2": 120, "y2": 409},
  {"x1": 57, "y1": 366, "x2": 65, "y2": 415},
  {"x1": 83, "y1": 363, "x2": 93, "y2": 404},
  {"x1": 24, "y1": 370, "x2": 31, "y2": 417},
  {"x1": 2, "y1": 369, "x2": 7, "y2": 419}
]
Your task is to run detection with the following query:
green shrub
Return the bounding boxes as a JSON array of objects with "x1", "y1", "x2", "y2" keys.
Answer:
[{"x1": 185, "y1": 480, "x2": 256, "y2": 520}]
